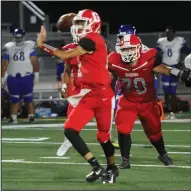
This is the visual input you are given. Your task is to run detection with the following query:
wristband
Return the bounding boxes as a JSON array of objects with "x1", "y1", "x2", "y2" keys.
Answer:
[{"x1": 41, "y1": 44, "x2": 58, "y2": 56}]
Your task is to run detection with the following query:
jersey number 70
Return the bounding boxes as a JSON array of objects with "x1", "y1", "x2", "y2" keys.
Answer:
[{"x1": 121, "y1": 77, "x2": 147, "y2": 95}]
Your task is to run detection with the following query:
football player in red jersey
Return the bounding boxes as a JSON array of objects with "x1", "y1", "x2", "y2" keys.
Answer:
[
  {"x1": 108, "y1": 34, "x2": 191, "y2": 169},
  {"x1": 37, "y1": 9, "x2": 118, "y2": 184}
]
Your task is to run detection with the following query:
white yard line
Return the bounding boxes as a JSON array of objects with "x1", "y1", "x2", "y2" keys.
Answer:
[
  {"x1": 39, "y1": 157, "x2": 70, "y2": 159},
  {"x1": 2, "y1": 137, "x2": 50, "y2": 141},
  {"x1": 2, "y1": 119, "x2": 191, "y2": 129},
  {"x1": 2, "y1": 127, "x2": 190, "y2": 132},
  {"x1": 168, "y1": 152, "x2": 191, "y2": 155},
  {"x1": 2, "y1": 141, "x2": 191, "y2": 148},
  {"x1": 100, "y1": 152, "x2": 191, "y2": 157},
  {"x1": 2, "y1": 159, "x2": 191, "y2": 169},
  {"x1": 2, "y1": 159, "x2": 25, "y2": 162}
]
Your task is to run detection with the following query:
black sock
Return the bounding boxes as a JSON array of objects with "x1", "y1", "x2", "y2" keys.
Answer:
[
  {"x1": 118, "y1": 133, "x2": 131, "y2": 159},
  {"x1": 170, "y1": 94, "x2": 177, "y2": 113},
  {"x1": 107, "y1": 163, "x2": 115, "y2": 170},
  {"x1": 88, "y1": 157, "x2": 100, "y2": 170},
  {"x1": 64, "y1": 128, "x2": 90, "y2": 156},
  {"x1": 100, "y1": 140, "x2": 115, "y2": 169},
  {"x1": 150, "y1": 137, "x2": 167, "y2": 156},
  {"x1": 100, "y1": 140, "x2": 115, "y2": 158}
]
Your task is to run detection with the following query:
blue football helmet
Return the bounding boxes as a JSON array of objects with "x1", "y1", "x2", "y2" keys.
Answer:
[
  {"x1": 116, "y1": 25, "x2": 137, "y2": 52},
  {"x1": 117, "y1": 24, "x2": 136, "y2": 39},
  {"x1": 13, "y1": 28, "x2": 25, "y2": 46}
]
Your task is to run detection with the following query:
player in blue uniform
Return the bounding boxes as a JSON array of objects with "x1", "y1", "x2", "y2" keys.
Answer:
[
  {"x1": 1, "y1": 29, "x2": 39, "y2": 124},
  {"x1": 156, "y1": 26, "x2": 191, "y2": 119}
]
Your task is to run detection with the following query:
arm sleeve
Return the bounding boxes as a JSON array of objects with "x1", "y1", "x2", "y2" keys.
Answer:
[
  {"x1": 156, "y1": 40, "x2": 162, "y2": 52},
  {"x1": 2, "y1": 46, "x2": 9, "y2": 60},
  {"x1": 153, "y1": 51, "x2": 163, "y2": 68},
  {"x1": 181, "y1": 39, "x2": 191, "y2": 54},
  {"x1": 78, "y1": 38, "x2": 96, "y2": 52}
]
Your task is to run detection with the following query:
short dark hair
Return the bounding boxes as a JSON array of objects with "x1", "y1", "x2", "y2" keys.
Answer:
[{"x1": 165, "y1": 26, "x2": 176, "y2": 33}]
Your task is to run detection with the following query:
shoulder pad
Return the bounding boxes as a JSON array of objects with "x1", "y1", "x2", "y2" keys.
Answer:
[
  {"x1": 141, "y1": 48, "x2": 157, "y2": 59},
  {"x1": 4, "y1": 42, "x2": 14, "y2": 49},
  {"x1": 157, "y1": 37, "x2": 165, "y2": 44},
  {"x1": 25, "y1": 40, "x2": 36, "y2": 47},
  {"x1": 83, "y1": 32, "x2": 100, "y2": 42}
]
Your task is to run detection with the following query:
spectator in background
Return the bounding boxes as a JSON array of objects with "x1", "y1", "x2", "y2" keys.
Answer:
[{"x1": 156, "y1": 26, "x2": 191, "y2": 119}]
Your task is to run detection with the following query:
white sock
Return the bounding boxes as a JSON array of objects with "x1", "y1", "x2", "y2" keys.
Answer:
[{"x1": 28, "y1": 114, "x2": 34, "y2": 119}]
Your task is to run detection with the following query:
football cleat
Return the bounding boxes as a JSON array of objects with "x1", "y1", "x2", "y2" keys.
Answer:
[
  {"x1": 158, "y1": 153, "x2": 174, "y2": 166},
  {"x1": 56, "y1": 139, "x2": 72, "y2": 157},
  {"x1": 103, "y1": 165, "x2": 119, "y2": 184},
  {"x1": 119, "y1": 157, "x2": 131, "y2": 169},
  {"x1": 165, "y1": 112, "x2": 177, "y2": 120},
  {"x1": 86, "y1": 166, "x2": 107, "y2": 183},
  {"x1": 29, "y1": 116, "x2": 35, "y2": 123},
  {"x1": 8, "y1": 117, "x2": 18, "y2": 124}
]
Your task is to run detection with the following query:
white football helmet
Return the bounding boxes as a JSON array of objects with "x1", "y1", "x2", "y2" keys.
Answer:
[
  {"x1": 119, "y1": 34, "x2": 142, "y2": 63},
  {"x1": 71, "y1": 9, "x2": 101, "y2": 39}
]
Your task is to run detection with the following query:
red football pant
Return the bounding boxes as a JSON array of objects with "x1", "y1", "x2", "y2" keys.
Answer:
[
  {"x1": 64, "y1": 87, "x2": 115, "y2": 143},
  {"x1": 116, "y1": 96, "x2": 162, "y2": 142}
]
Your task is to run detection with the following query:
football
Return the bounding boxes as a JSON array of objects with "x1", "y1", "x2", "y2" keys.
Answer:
[{"x1": 56, "y1": 13, "x2": 76, "y2": 32}]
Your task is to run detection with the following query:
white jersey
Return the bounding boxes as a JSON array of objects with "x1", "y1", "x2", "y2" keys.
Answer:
[
  {"x1": 184, "y1": 53, "x2": 191, "y2": 69},
  {"x1": 156, "y1": 37, "x2": 185, "y2": 66},
  {"x1": 4, "y1": 40, "x2": 36, "y2": 77}
]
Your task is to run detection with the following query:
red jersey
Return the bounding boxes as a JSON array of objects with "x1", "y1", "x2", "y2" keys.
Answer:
[
  {"x1": 108, "y1": 48, "x2": 161, "y2": 103},
  {"x1": 78, "y1": 32, "x2": 111, "y2": 89},
  {"x1": 62, "y1": 43, "x2": 81, "y2": 89}
]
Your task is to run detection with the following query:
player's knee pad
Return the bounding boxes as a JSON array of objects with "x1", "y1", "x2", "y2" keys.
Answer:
[
  {"x1": 97, "y1": 131, "x2": 110, "y2": 143},
  {"x1": 10, "y1": 96, "x2": 20, "y2": 104},
  {"x1": 64, "y1": 128, "x2": 78, "y2": 139},
  {"x1": 23, "y1": 95, "x2": 33, "y2": 103},
  {"x1": 148, "y1": 132, "x2": 162, "y2": 142}
]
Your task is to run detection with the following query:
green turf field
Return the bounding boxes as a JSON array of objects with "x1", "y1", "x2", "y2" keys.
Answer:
[{"x1": 2, "y1": 119, "x2": 191, "y2": 190}]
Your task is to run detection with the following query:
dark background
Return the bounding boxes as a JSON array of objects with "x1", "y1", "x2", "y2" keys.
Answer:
[{"x1": 2, "y1": 1, "x2": 191, "y2": 33}]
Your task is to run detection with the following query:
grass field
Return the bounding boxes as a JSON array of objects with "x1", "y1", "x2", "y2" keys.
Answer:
[{"x1": 2, "y1": 117, "x2": 191, "y2": 190}]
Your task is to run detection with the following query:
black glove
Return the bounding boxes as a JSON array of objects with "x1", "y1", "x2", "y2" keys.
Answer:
[
  {"x1": 185, "y1": 71, "x2": 191, "y2": 87},
  {"x1": 180, "y1": 69, "x2": 191, "y2": 87}
]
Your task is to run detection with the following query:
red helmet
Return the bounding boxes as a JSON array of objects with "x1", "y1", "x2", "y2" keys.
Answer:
[
  {"x1": 119, "y1": 34, "x2": 142, "y2": 63},
  {"x1": 71, "y1": 9, "x2": 101, "y2": 38}
]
